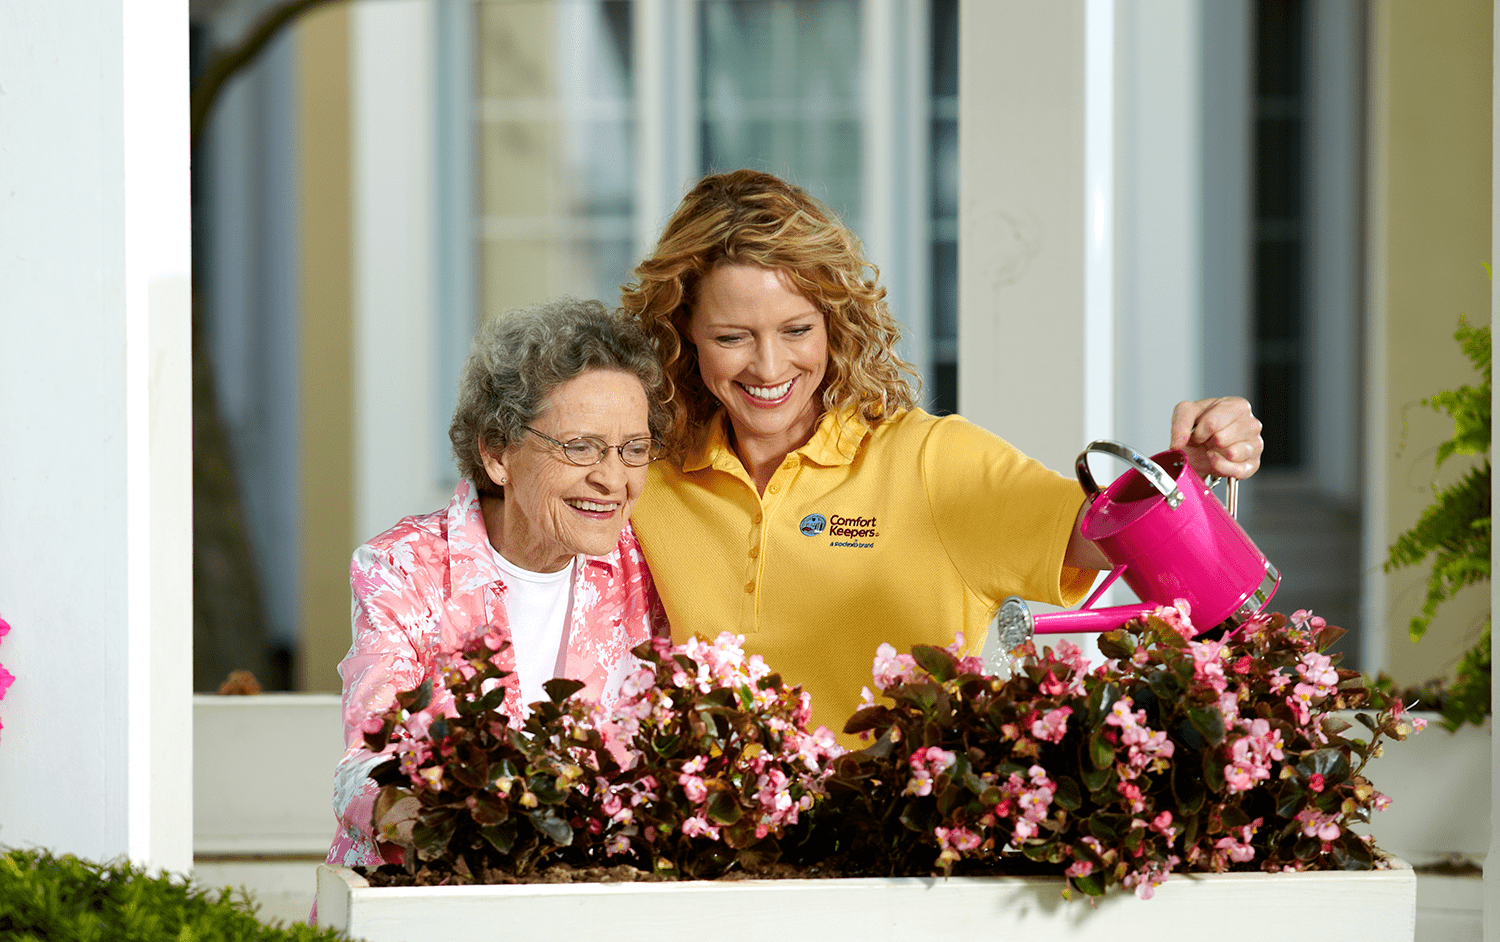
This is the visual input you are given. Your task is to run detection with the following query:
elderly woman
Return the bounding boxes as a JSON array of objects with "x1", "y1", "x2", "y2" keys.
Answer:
[
  {"x1": 621, "y1": 169, "x2": 1264, "y2": 740},
  {"x1": 324, "y1": 298, "x2": 668, "y2": 868}
]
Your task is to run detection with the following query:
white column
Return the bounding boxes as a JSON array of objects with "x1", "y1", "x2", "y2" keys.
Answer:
[
  {"x1": 1113, "y1": 0, "x2": 1206, "y2": 452},
  {"x1": 0, "y1": 0, "x2": 193, "y2": 871},
  {"x1": 957, "y1": 1, "x2": 1090, "y2": 474},
  {"x1": 352, "y1": 0, "x2": 447, "y2": 543}
]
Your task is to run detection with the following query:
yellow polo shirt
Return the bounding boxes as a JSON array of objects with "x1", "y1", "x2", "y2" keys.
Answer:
[{"x1": 631, "y1": 408, "x2": 1095, "y2": 742}]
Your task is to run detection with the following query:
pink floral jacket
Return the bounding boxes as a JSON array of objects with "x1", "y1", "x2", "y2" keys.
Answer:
[{"x1": 324, "y1": 479, "x2": 666, "y2": 868}]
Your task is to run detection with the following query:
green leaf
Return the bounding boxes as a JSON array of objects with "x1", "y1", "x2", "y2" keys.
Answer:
[
  {"x1": 1088, "y1": 729, "x2": 1113, "y2": 769},
  {"x1": 1293, "y1": 835, "x2": 1320, "y2": 861},
  {"x1": 479, "y1": 821, "x2": 517, "y2": 854},
  {"x1": 706, "y1": 791, "x2": 743, "y2": 825},
  {"x1": 1082, "y1": 765, "x2": 1113, "y2": 796},
  {"x1": 1070, "y1": 873, "x2": 1105, "y2": 897},
  {"x1": 1275, "y1": 785, "x2": 1305, "y2": 819},
  {"x1": 1053, "y1": 776, "x2": 1082, "y2": 811},
  {"x1": 1298, "y1": 748, "x2": 1351, "y2": 784},
  {"x1": 911, "y1": 644, "x2": 958, "y2": 682},
  {"x1": 700, "y1": 688, "x2": 736, "y2": 709},
  {"x1": 1201, "y1": 746, "x2": 1226, "y2": 792},
  {"x1": 529, "y1": 811, "x2": 574, "y2": 847},
  {"x1": 413, "y1": 814, "x2": 457, "y2": 861},
  {"x1": 1187, "y1": 707, "x2": 1226, "y2": 746},
  {"x1": 543, "y1": 677, "x2": 585, "y2": 704},
  {"x1": 1089, "y1": 682, "x2": 1120, "y2": 725},
  {"x1": 399, "y1": 678, "x2": 434, "y2": 714},
  {"x1": 1088, "y1": 814, "x2": 1125, "y2": 842},
  {"x1": 1096, "y1": 631, "x2": 1135, "y2": 662},
  {"x1": 528, "y1": 774, "x2": 565, "y2": 806},
  {"x1": 1181, "y1": 814, "x2": 1199, "y2": 849},
  {"x1": 1172, "y1": 755, "x2": 1206, "y2": 815},
  {"x1": 1148, "y1": 669, "x2": 1186, "y2": 704},
  {"x1": 843, "y1": 706, "x2": 893, "y2": 736},
  {"x1": 448, "y1": 742, "x2": 489, "y2": 789}
]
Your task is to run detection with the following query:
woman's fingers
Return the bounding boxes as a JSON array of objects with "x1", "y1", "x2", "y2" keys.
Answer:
[{"x1": 1169, "y1": 397, "x2": 1264, "y2": 479}]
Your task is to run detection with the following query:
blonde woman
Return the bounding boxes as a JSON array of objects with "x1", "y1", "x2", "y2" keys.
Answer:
[{"x1": 622, "y1": 169, "x2": 1263, "y2": 738}]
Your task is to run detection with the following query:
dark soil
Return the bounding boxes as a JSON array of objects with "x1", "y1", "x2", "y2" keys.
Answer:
[{"x1": 360, "y1": 855, "x2": 1061, "y2": 888}]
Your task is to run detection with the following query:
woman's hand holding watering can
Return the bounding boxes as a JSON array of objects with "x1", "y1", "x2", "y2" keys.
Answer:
[{"x1": 1169, "y1": 396, "x2": 1264, "y2": 481}]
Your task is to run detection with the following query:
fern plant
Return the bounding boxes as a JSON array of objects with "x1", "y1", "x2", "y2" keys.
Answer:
[{"x1": 1384, "y1": 317, "x2": 1491, "y2": 730}]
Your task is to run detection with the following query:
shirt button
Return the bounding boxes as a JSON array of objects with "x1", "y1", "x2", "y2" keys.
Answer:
[
  {"x1": 749, "y1": 546, "x2": 759, "y2": 559},
  {"x1": 745, "y1": 581, "x2": 756, "y2": 593},
  {"x1": 768, "y1": 484, "x2": 780, "y2": 493},
  {"x1": 752, "y1": 513, "x2": 763, "y2": 524}
]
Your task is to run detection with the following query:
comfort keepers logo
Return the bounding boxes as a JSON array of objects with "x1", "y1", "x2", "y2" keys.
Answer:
[{"x1": 800, "y1": 512, "x2": 878, "y2": 548}]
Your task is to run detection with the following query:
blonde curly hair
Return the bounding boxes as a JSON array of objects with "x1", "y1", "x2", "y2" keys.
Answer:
[{"x1": 620, "y1": 169, "x2": 919, "y2": 455}]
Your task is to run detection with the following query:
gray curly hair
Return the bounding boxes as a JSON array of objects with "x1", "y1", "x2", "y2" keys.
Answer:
[{"x1": 449, "y1": 298, "x2": 668, "y2": 497}]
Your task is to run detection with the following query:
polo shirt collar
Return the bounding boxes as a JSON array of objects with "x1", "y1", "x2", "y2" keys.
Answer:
[{"x1": 682, "y1": 409, "x2": 870, "y2": 473}]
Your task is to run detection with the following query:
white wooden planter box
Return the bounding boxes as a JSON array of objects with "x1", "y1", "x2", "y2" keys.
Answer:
[
  {"x1": 193, "y1": 693, "x2": 345, "y2": 855},
  {"x1": 317, "y1": 860, "x2": 1415, "y2": 942},
  {"x1": 1356, "y1": 712, "x2": 1491, "y2": 866}
]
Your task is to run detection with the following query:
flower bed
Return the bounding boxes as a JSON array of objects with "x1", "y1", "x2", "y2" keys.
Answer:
[{"x1": 344, "y1": 605, "x2": 1419, "y2": 904}]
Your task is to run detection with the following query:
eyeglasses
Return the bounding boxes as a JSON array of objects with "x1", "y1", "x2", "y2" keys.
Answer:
[{"x1": 524, "y1": 427, "x2": 662, "y2": 467}]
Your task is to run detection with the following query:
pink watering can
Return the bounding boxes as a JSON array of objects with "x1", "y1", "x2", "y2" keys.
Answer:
[{"x1": 993, "y1": 440, "x2": 1280, "y2": 652}]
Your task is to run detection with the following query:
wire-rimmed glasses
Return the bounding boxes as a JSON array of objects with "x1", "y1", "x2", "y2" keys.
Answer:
[{"x1": 523, "y1": 427, "x2": 661, "y2": 467}]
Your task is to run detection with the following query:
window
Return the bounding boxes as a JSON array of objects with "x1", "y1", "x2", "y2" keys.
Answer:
[{"x1": 435, "y1": 0, "x2": 961, "y2": 482}]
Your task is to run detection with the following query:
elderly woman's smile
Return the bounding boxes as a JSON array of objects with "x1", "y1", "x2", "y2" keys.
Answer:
[{"x1": 480, "y1": 369, "x2": 652, "y2": 573}]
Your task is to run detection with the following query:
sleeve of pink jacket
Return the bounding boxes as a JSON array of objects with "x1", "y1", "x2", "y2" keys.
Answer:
[{"x1": 325, "y1": 540, "x2": 436, "y2": 868}]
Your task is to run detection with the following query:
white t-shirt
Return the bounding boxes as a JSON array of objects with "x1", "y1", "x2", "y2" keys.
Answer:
[{"x1": 489, "y1": 549, "x2": 576, "y2": 710}]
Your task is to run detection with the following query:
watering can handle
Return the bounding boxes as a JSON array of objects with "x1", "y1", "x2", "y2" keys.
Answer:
[
  {"x1": 1075, "y1": 440, "x2": 1184, "y2": 509},
  {"x1": 1203, "y1": 475, "x2": 1241, "y2": 518}
]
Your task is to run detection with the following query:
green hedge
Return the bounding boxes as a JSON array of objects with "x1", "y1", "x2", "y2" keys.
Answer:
[{"x1": 0, "y1": 849, "x2": 349, "y2": 941}]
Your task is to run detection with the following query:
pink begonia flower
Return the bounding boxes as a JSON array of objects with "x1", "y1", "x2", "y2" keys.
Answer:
[
  {"x1": 935, "y1": 826, "x2": 981, "y2": 854},
  {"x1": 418, "y1": 766, "x2": 444, "y2": 790},
  {"x1": 1030, "y1": 706, "x2": 1073, "y2": 743},
  {"x1": 871, "y1": 643, "x2": 918, "y2": 691},
  {"x1": 1307, "y1": 773, "x2": 1325, "y2": 793},
  {"x1": 1065, "y1": 859, "x2": 1094, "y2": 878},
  {"x1": 681, "y1": 815, "x2": 720, "y2": 840},
  {"x1": 1149, "y1": 811, "x2": 1176, "y2": 841},
  {"x1": 1289, "y1": 609, "x2": 1327, "y2": 630},
  {"x1": 1268, "y1": 672, "x2": 1292, "y2": 693},
  {"x1": 0, "y1": 613, "x2": 10, "y2": 639},
  {"x1": 1295, "y1": 807, "x2": 1340, "y2": 842},
  {"x1": 679, "y1": 774, "x2": 708, "y2": 804},
  {"x1": 1296, "y1": 652, "x2": 1338, "y2": 697},
  {"x1": 904, "y1": 770, "x2": 934, "y2": 797},
  {"x1": 1152, "y1": 598, "x2": 1197, "y2": 639},
  {"x1": 601, "y1": 792, "x2": 624, "y2": 818},
  {"x1": 604, "y1": 833, "x2": 632, "y2": 856},
  {"x1": 1188, "y1": 639, "x2": 1228, "y2": 694}
]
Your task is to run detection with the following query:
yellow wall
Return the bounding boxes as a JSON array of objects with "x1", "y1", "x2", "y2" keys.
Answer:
[
  {"x1": 297, "y1": 5, "x2": 355, "y2": 693},
  {"x1": 1371, "y1": 0, "x2": 1492, "y2": 685}
]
